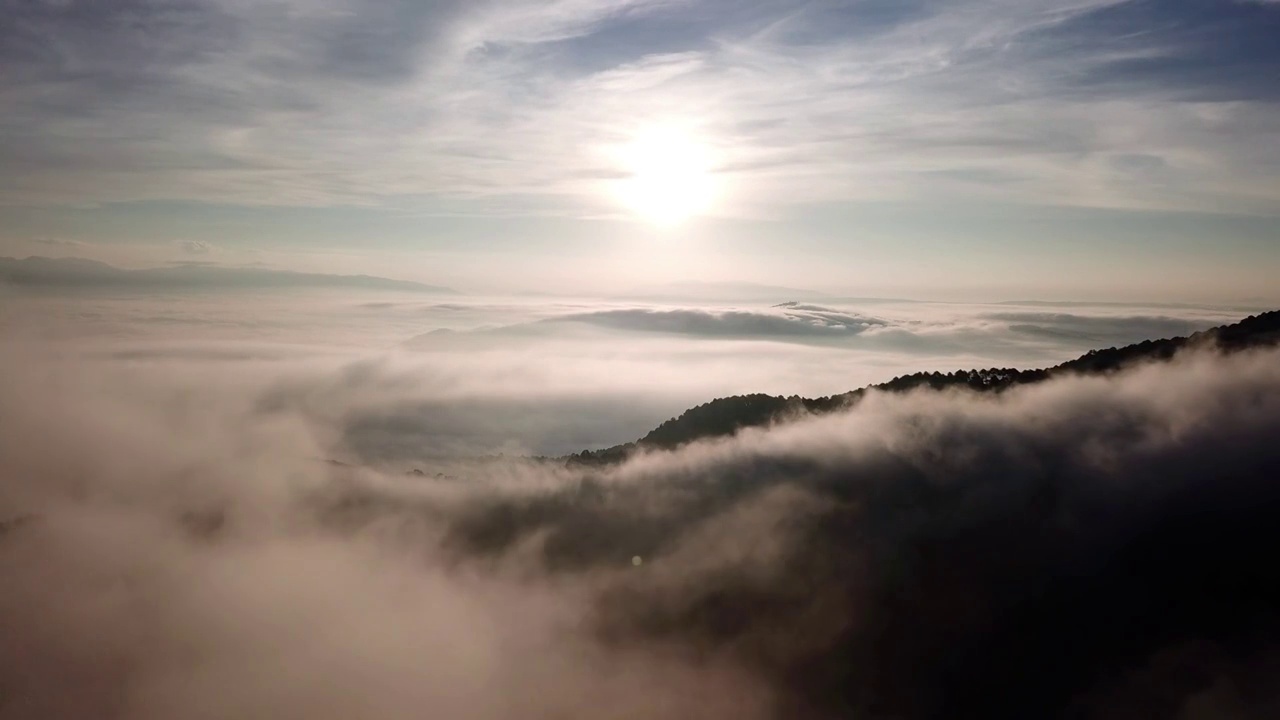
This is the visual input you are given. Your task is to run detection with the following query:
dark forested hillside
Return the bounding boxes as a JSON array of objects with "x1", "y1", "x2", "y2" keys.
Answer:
[{"x1": 567, "y1": 310, "x2": 1280, "y2": 465}]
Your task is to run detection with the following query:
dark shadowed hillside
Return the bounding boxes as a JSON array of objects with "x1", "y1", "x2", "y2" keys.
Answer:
[
  {"x1": 437, "y1": 316, "x2": 1280, "y2": 720},
  {"x1": 568, "y1": 310, "x2": 1280, "y2": 465}
]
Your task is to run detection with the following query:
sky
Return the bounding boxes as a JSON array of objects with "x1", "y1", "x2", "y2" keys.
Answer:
[{"x1": 1, "y1": 0, "x2": 1278, "y2": 301}]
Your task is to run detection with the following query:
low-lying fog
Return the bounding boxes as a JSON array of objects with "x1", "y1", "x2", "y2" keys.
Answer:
[
  {"x1": 0, "y1": 287, "x2": 1250, "y2": 462},
  {"x1": 3, "y1": 285, "x2": 1278, "y2": 719}
]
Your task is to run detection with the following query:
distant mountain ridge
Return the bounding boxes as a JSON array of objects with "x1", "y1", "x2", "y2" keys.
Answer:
[
  {"x1": 566, "y1": 310, "x2": 1280, "y2": 465},
  {"x1": 620, "y1": 280, "x2": 832, "y2": 303},
  {"x1": 0, "y1": 256, "x2": 456, "y2": 294}
]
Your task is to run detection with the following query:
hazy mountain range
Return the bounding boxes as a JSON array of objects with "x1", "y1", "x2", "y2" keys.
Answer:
[{"x1": 0, "y1": 256, "x2": 457, "y2": 294}]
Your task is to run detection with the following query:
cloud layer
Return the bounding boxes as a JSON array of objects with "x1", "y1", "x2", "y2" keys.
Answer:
[
  {"x1": 2, "y1": 289, "x2": 1251, "y2": 460},
  {"x1": 3, "y1": 323, "x2": 1280, "y2": 718},
  {"x1": 2, "y1": 0, "x2": 1277, "y2": 215}
]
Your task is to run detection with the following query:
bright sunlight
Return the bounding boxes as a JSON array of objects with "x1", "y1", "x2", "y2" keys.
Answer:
[{"x1": 614, "y1": 126, "x2": 719, "y2": 227}]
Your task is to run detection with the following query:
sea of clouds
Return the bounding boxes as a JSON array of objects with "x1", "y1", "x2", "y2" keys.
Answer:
[
  {"x1": 0, "y1": 287, "x2": 1252, "y2": 460},
  {"x1": 3, "y1": 287, "x2": 1279, "y2": 718}
]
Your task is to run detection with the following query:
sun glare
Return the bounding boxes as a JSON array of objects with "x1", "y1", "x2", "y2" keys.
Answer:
[{"x1": 614, "y1": 127, "x2": 718, "y2": 227}]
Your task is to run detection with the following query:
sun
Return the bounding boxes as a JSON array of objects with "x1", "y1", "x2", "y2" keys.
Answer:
[{"x1": 614, "y1": 127, "x2": 718, "y2": 227}]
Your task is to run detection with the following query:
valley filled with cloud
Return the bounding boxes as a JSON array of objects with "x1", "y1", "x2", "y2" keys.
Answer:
[
  {"x1": 1, "y1": 278, "x2": 1252, "y2": 460},
  {"x1": 3, "y1": 283, "x2": 1279, "y2": 719}
]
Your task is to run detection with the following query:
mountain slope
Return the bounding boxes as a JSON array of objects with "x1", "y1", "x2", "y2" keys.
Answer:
[{"x1": 568, "y1": 310, "x2": 1280, "y2": 465}]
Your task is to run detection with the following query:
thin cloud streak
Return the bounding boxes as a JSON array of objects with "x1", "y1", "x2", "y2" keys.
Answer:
[{"x1": 1, "y1": 0, "x2": 1276, "y2": 215}]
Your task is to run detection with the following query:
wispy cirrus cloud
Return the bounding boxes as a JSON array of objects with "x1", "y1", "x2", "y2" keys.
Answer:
[
  {"x1": 26, "y1": 237, "x2": 88, "y2": 249},
  {"x1": 0, "y1": 0, "x2": 1277, "y2": 216}
]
